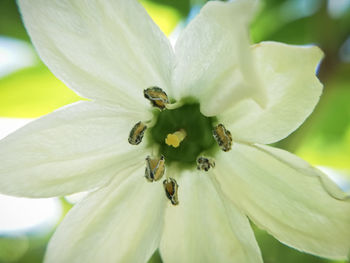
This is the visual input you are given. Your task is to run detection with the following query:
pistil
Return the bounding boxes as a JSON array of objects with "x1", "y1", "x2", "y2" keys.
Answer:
[{"x1": 165, "y1": 129, "x2": 187, "y2": 148}]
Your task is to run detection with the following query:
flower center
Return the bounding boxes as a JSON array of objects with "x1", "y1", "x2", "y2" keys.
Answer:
[
  {"x1": 148, "y1": 103, "x2": 217, "y2": 167},
  {"x1": 128, "y1": 87, "x2": 233, "y2": 206}
]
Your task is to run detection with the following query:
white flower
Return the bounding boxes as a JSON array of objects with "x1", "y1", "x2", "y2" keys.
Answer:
[{"x1": 0, "y1": 0, "x2": 349, "y2": 262}]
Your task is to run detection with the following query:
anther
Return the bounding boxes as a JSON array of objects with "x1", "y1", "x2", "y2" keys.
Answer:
[
  {"x1": 165, "y1": 129, "x2": 187, "y2": 148},
  {"x1": 145, "y1": 155, "x2": 165, "y2": 182},
  {"x1": 144, "y1": 87, "x2": 169, "y2": 110},
  {"x1": 197, "y1": 156, "x2": 215, "y2": 172},
  {"x1": 213, "y1": 124, "x2": 232, "y2": 152},
  {"x1": 163, "y1": 177, "x2": 179, "y2": 205},
  {"x1": 128, "y1": 121, "x2": 147, "y2": 145}
]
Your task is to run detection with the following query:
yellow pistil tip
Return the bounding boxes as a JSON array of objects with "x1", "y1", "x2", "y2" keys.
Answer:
[{"x1": 165, "y1": 129, "x2": 186, "y2": 148}]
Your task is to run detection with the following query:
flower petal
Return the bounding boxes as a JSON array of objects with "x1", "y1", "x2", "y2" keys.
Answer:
[
  {"x1": 255, "y1": 144, "x2": 350, "y2": 201},
  {"x1": 18, "y1": 0, "x2": 174, "y2": 112},
  {"x1": 172, "y1": 0, "x2": 266, "y2": 115},
  {"x1": 0, "y1": 101, "x2": 149, "y2": 197},
  {"x1": 45, "y1": 166, "x2": 166, "y2": 263},
  {"x1": 220, "y1": 42, "x2": 324, "y2": 144},
  {"x1": 216, "y1": 143, "x2": 350, "y2": 259},
  {"x1": 160, "y1": 171, "x2": 263, "y2": 263}
]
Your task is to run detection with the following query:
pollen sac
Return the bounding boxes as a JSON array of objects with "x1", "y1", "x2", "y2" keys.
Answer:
[
  {"x1": 163, "y1": 178, "x2": 179, "y2": 206},
  {"x1": 145, "y1": 155, "x2": 165, "y2": 182},
  {"x1": 197, "y1": 157, "x2": 215, "y2": 172},
  {"x1": 144, "y1": 87, "x2": 169, "y2": 110},
  {"x1": 213, "y1": 124, "x2": 232, "y2": 152},
  {"x1": 128, "y1": 121, "x2": 147, "y2": 145}
]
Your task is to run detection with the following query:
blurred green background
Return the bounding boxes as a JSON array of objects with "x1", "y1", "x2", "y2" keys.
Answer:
[{"x1": 0, "y1": 0, "x2": 349, "y2": 262}]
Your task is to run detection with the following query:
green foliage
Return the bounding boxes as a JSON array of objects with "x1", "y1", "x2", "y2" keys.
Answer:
[
  {"x1": 0, "y1": 66, "x2": 81, "y2": 118},
  {"x1": 141, "y1": 0, "x2": 182, "y2": 35},
  {"x1": 0, "y1": 1, "x2": 29, "y2": 41},
  {"x1": 296, "y1": 64, "x2": 350, "y2": 169},
  {"x1": 146, "y1": 0, "x2": 190, "y2": 16},
  {"x1": 254, "y1": 225, "x2": 348, "y2": 263}
]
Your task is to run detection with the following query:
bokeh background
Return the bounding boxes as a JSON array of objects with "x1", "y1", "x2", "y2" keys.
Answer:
[{"x1": 0, "y1": 0, "x2": 349, "y2": 262}]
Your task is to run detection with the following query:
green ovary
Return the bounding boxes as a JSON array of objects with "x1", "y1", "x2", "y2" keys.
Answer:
[{"x1": 149, "y1": 103, "x2": 217, "y2": 166}]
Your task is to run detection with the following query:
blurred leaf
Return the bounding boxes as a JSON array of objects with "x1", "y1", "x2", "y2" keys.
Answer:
[
  {"x1": 0, "y1": 66, "x2": 81, "y2": 118},
  {"x1": 264, "y1": 16, "x2": 317, "y2": 45},
  {"x1": 296, "y1": 64, "x2": 350, "y2": 169},
  {"x1": 251, "y1": 0, "x2": 322, "y2": 44},
  {"x1": 141, "y1": 0, "x2": 182, "y2": 36},
  {"x1": 146, "y1": 0, "x2": 190, "y2": 16},
  {"x1": 0, "y1": 230, "x2": 54, "y2": 263},
  {"x1": 0, "y1": 235, "x2": 29, "y2": 263},
  {"x1": 0, "y1": 1, "x2": 29, "y2": 41},
  {"x1": 252, "y1": 0, "x2": 350, "y2": 49},
  {"x1": 253, "y1": 225, "x2": 346, "y2": 263}
]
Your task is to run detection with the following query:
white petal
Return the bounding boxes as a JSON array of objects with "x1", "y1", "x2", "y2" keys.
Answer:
[
  {"x1": 160, "y1": 171, "x2": 262, "y2": 263},
  {"x1": 255, "y1": 144, "x2": 350, "y2": 200},
  {"x1": 0, "y1": 101, "x2": 149, "y2": 197},
  {"x1": 220, "y1": 42, "x2": 324, "y2": 144},
  {"x1": 45, "y1": 166, "x2": 166, "y2": 263},
  {"x1": 18, "y1": 0, "x2": 174, "y2": 112},
  {"x1": 216, "y1": 143, "x2": 350, "y2": 259},
  {"x1": 172, "y1": 0, "x2": 266, "y2": 115}
]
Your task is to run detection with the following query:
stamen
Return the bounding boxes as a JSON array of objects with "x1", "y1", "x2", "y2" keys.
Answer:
[
  {"x1": 145, "y1": 155, "x2": 165, "y2": 182},
  {"x1": 163, "y1": 177, "x2": 179, "y2": 205},
  {"x1": 165, "y1": 100, "x2": 184, "y2": 110},
  {"x1": 144, "y1": 87, "x2": 169, "y2": 110},
  {"x1": 128, "y1": 121, "x2": 147, "y2": 145},
  {"x1": 213, "y1": 124, "x2": 232, "y2": 152},
  {"x1": 197, "y1": 156, "x2": 215, "y2": 172},
  {"x1": 165, "y1": 129, "x2": 187, "y2": 148}
]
